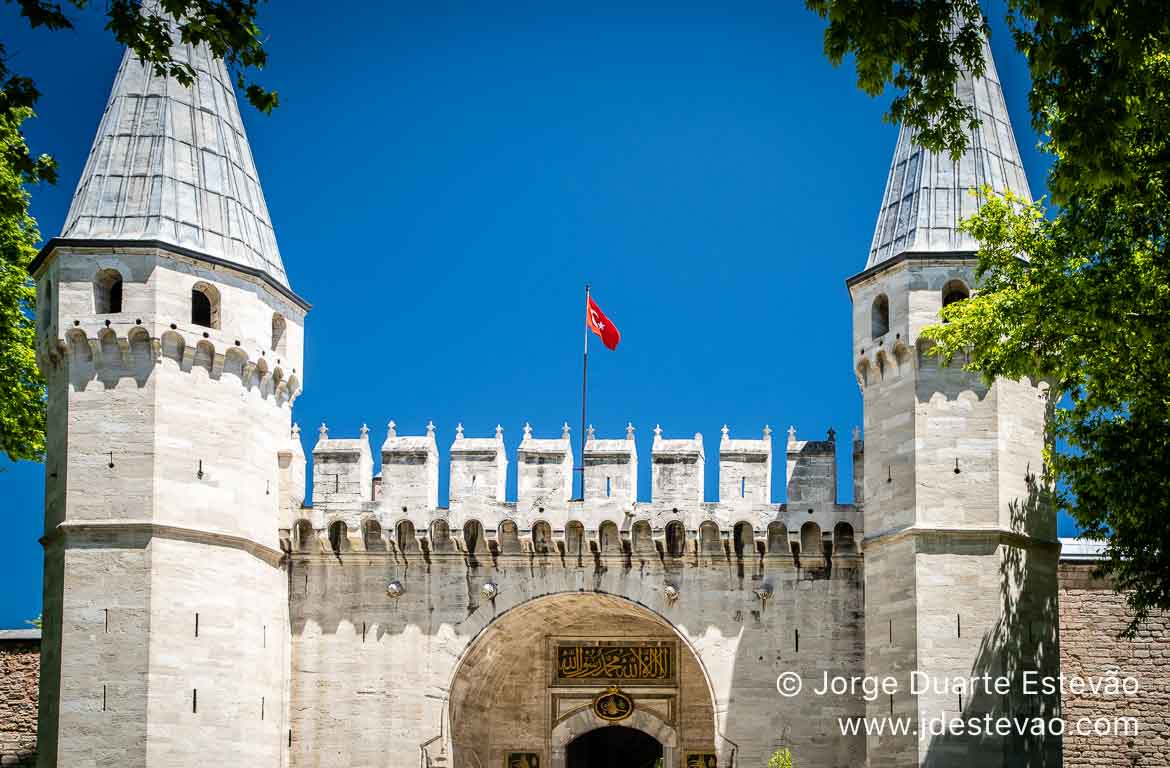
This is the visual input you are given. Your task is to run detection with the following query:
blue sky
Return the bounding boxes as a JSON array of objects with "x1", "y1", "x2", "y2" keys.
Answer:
[{"x1": 0, "y1": 0, "x2": 1069, "y2": 627}]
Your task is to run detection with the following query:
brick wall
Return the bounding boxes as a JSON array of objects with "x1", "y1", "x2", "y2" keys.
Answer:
[
  {"x1": 0, "y1": 634, "x2": 39, "y2": 767},
  {"x1": 1059, "y1": 563, "x2": 1170, "y2": 767}
]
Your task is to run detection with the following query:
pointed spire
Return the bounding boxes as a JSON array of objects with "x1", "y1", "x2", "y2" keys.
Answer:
[
  {"x1": 455, "y1": 423, "x2": 464, "y2": 440},
  {"x1": 522, "y1": 422, "x2": 533, "y2": 440},
  {"x1": 494, "y1": 424, "x2": 504, "y2": 441},
  {"x1": 61, "y1": 20, "x2": 289, "y2": 286},
  {"x1": 787, "y1": 425, "x2": 797, "y2": 445},
  {"x1": 426, "y1": 420, "x2": 436, "y2": 438},
  {"x1": 561, "y1": 421, "x2": 571, "y2": 440},
  {"x1": 626, "y1": 422, "x2": 636, "y2": 441},
  {"x1": 720, "y1": 424, "x2": 730, "y2": 444},
  {"x1": 867, "y1": 36, "x2": 1032, "y2": 269},
  {"x1": 387, "y1": 420, "x2": 397, "y2": 438},
  {"x1": 586, "y1": 424, "x2": 595, "y2": 441}
]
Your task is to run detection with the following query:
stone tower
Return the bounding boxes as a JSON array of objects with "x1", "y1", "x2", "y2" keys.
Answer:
[
  {"x1": 29, "y1": 31, "x2": 307, "y2": 767},
  {"x1": 848, "y1": 37, "x2": 1061, "y2": 767}
]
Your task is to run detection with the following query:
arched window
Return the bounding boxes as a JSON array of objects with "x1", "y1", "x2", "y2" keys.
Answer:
[
  {"x1": 800, "y1": 521, "x2": 822, "y2": 563},
  {"x1": 328, "y1": 520, "x2": 348, "y2": 553},
  {"x1": 396, "y1": 520, "x2": 417, "y2": 552},
  {"x1": 532, "y1": 521, "x2": 552, "y2": 554},
  {"x1": 871, "y1": 294, "x2": 889, "y2": 338},
  {"x1": 942, "y1": 279, "x2": 970, "y2": 309},
  {"x1": 463, "y1": 520, "x2": 486, "y2": 553},
  {"x1": 733, "y1": 522, "x2": 753, "y2": 559},
  {"x1": 498, "y1": 520, "x2": 521, "y2": 554},
  {"x1": 599, "y1": 521, "x2": 620, "y2": 554},
  {"x1": 699, "y1": 521, "x2": 722, "y2": 555},
  {"x1": 430, "y1": 519, "x2": 452, "y2": 551},
  {"x1": 665, "y1": 521, "x2": 686, "y2": 558},
  {"x1": 271, "y1": 313, "x2": 287, "y2": 354},
  {"x1": 767, "y1": 521, "x2": 788, "y2": 555},
  {"x1": 293, "y1": 520, "x2": 314, "y2": 552},
  {"x1": 362, "y1": 519, "x2": 383, "y2": 550},
  {"x1": 566, "y1": 521, "x2": 585, "y2": 557},
  {"x1": 834, "y1": 522, "x2": 857, "y2": 555},
  {"x1": 94, "y1": 269, "x2": 123, "y2": 314},
  {"x1": 191, "y1": 282, "x2": 220, "y2": 328},
  {"x1": 632, "y1": 521, "x2": 653, "y2": 553}
]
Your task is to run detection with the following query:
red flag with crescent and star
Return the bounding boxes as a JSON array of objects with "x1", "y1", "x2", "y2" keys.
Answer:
[{"x1": 587, "y1": 294, "x2": 621, "y2": 351}]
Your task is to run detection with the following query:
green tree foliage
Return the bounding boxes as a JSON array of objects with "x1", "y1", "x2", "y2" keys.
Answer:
[
  {"x1": 807, "y1": 0, "x2": 1170, "y2": 630},
  {"x1": 0, "y1": 107, "x2": 44, "y2": 462},
  {"x1": 0, "y1": 0, "x2": 276, "y2": 462}
]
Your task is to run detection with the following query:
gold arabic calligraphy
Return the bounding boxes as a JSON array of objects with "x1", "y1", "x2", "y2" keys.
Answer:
[{"x1": 556, "y1": 644, "x2": 673, "y2": 682}]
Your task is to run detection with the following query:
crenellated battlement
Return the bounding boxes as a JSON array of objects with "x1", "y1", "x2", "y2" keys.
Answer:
[
  {"x1": 293, "y1": 421, "x2": 862, "y2": 567},
  {"x1": 39, "y1": 324, "x2": 302, "y2": 407}
]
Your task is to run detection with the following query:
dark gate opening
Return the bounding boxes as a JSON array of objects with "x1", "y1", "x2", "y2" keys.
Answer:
[{"x1": 566, "y1": 725, "x2": 662, "y2": 768}]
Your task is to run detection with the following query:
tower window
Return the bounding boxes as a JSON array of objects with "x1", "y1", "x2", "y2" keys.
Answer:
[
  {"x1": 41, "y1": 281, "x2": 52, "y2": 328},
  {"x1": 271, "y1": 313, "x2": 287, "y2": 354},
  {"x1": 941, "y1": 279, "x2": 970, "y2": 309},
  {"x1": 94, "y1": 269, "x2": 123, "y2": 314},
  {"x1": 665, "y1": 521, "x2": 686, "y2": 557},
  {"x1": 871, "y1": 294, "x2": 889, "y2": 338},
  {"x1": 191, "y1": 282, "x2": 220, "y2": 329}
]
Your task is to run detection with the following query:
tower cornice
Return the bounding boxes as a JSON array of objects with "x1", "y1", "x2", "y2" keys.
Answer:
[
  {"x1": 845, "y1": 249, "x2": 978, "y2": 290},
  {"x1": 30, "y1": 237, "x2": 311, "y2": 311}
]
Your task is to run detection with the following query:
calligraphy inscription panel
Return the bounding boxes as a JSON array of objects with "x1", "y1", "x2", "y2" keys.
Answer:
[{"x1": 553, "y1": 640, "x2": 676, "y2": 686}]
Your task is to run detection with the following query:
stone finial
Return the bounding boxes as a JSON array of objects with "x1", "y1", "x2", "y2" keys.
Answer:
[
  {"x1": 523, "y1": 422, "x2": 533, "y2": 440},
  {"x1": 852, "y1": 426, "x2": 861, "y2": 442},
  {"x1": 426, "y1": 420, "x2": 436, "y2": 438},
  {"x1": 387, "y1": 420, "x2": 397, "y2": 438},
  {"x1": 360, "y1": 423, "x2": 369, "y2": 438},
  {"x1": 561, "y1": 422, "x2": 571, "y2": 440},
  {"x1": 587, "y1": 424, "x2": 596, "y2": 441},
  {"x1": 291, "y1": 423, "x2": 301, "y2": 438},
  {"x1": 694, "y1": 432, "x2": 703, "y2": 445},
  {"x1": 827, "y1": 427, "x2": 836, "y2": 442},
  {"x1": 787, "y1": 425, "x2": 797, "y2": 445},
  {"x1": 653, "y1": 424, "x2": 663, "y2": 443},
  {"x1": 455, "y1": 423, "x2": 464, "y2": 440},
  {"x1": 721, "y1": 424, "x2": 730, "y2": 444},
  {"x1": 626, "y1": 422, "x2": 635, "y2": 440},
  {"x1": 495, "y1": 424, "x2": 504, "y2": 441},
  {"x1": 763, "y1": 424, "x2": 773, "y2": 440},
  {"x1": 318, "y1": 422, "x2": 328, "y2": 439}
]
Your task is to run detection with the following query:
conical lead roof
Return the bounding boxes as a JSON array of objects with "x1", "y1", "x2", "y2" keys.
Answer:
[
  {"x1": 61, "y1": 35, "x2": 288, "y2": 286},
  {"x1": 867, "y1": 37, "x2": 1032, "y2": 269}
]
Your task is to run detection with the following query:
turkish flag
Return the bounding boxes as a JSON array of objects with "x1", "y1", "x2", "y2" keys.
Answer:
[{"x1": 587, "y1": 295, "x2": 621, "y2": 351}]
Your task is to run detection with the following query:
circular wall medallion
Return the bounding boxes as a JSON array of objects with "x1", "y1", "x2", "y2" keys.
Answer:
[{"x1": 592, "y1": 686, "x2": 633, "y2": 722}]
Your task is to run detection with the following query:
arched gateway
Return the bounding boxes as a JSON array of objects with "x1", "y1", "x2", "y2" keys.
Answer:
[{"x1": 449, "y1": 593, "x2": 715, "y2": 768}]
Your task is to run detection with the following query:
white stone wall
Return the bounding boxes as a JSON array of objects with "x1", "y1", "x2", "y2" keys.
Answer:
[
  {"x1": 849, "y1": 254, "x2": 1060, "y2": 768},
  {"x1": 287, "y1": 544, "x2": 865, "y2": 768},
  {"x1": 34, "y1": 247, "x2": 302, "y2": 768}
]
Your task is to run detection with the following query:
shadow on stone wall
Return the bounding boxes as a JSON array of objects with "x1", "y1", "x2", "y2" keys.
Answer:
[{"x1": 921, "y1": 480, "x2": 1063, "y2": 768}]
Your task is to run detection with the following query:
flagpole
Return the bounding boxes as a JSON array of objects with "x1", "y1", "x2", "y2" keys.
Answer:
[{"x1": 579, "y1": 283, "x2": 590, "y2": 500}]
